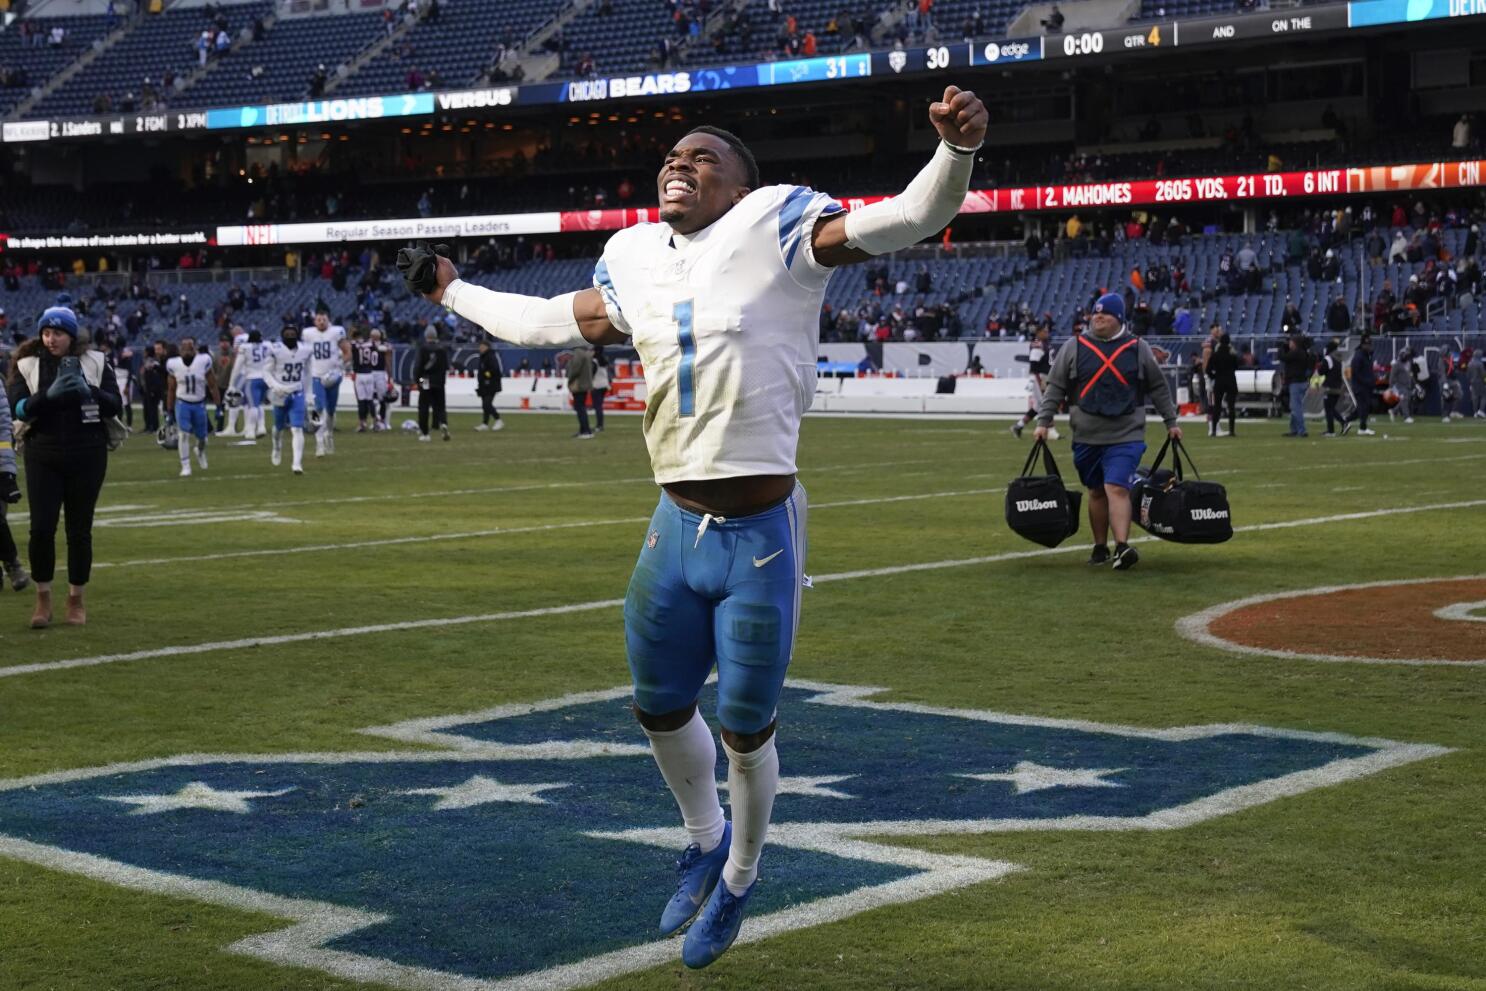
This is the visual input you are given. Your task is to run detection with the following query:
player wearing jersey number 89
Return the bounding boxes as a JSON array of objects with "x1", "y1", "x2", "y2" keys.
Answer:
[
  {"x1": 302, "y1": 311, "x2": 351, "y2": 457},
  {"x1": 165, "y1": 337, "x2": 220, "y2": 478},
  {"x1": 406, "y1": 84, "x2": 987, "y2": 969}
]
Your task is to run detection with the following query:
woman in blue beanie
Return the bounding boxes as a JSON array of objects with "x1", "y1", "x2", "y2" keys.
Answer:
[{"x1": 7, "y1": 305, "x2": 122, "y2": 628}]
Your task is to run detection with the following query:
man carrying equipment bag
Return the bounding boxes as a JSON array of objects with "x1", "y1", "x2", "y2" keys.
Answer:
[
  {"x1": 1033, "y1": 293, "x2": 1181, "y2": 571},
  {"x1": 1005, "y1": 438, "x2": 1081, "y2": 548},
  {"x1": 1131, "y1": 437, "x2": 1232, "y2": 544}
]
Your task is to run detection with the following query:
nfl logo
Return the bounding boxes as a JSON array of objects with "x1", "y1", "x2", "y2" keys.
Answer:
[
  {"x1": 646, "y1": 530, "x2": 659, "y2": 549},
  {"x1": 888, "y1": 50, "x2": 907, "y2": 73}
]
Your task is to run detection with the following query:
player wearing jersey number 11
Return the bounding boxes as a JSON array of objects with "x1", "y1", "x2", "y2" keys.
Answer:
[{"x1": 400, "y1": 84, "x2": 988, "y2": 969}]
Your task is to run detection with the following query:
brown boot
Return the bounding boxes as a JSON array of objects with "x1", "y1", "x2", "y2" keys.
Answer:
[
  {"x1": 65, "y1": 589, "x2": 86, "y2": 626},
  {"x1": 30, "y1": 588, "x2": 52, "y2": 629}
]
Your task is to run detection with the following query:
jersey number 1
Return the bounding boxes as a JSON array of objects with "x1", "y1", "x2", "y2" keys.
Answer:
[{"x1": 673, "y1": 299, "x2": 695, "y2": 418}]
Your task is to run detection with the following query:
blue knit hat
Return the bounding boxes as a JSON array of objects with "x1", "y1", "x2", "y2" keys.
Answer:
[
  {"x1": 37, "y1": 305, "x2": 79, "y2": 337},
  {"x1": 1092, "y1": 292, "x2": 1125, "y2": 322}
]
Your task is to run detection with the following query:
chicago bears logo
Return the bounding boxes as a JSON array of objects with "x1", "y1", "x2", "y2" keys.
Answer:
[{"x1": 0, "y1": 680, "x2": 1446, "y2": 990}]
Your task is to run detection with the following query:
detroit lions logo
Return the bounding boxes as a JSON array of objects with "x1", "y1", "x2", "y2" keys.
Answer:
[{"x1": 0, "y1": 681, "x2": 1447, "y2": 990}]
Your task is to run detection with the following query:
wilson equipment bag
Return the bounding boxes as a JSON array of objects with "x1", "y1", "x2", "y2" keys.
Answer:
[
  {"x1": 1005, "y1": 438, "x2": 1082, "y2": 548},
  {"x1": 1130, "y1": 437, "x2": 1233, "y2": 544}
]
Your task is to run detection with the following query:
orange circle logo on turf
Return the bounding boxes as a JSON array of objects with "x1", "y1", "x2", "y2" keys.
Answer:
[{"x1": 1177, "y1": 576, "x2": 1486, "y2": 667}]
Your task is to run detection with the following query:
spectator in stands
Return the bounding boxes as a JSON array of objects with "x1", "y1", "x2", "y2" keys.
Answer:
[
  {"x1": 1365, "y1": 227, "x2": 1385, "y2": 266},
  {"x1": 1388, "y1": 229, "x2": 1408, "y2": 264},
  {"x1": 196, "y1": 29, "x2": 211, "y2": 67},
  {"x1": 1453, "y1": 115, "x2": 1471, "y2": 151},
  {"x1": 214, "y1": 27, "x2": 230, "y2": 55},
  {"x1": 1281, "y1": 298, "x2": 1302, "y2": 335},
  {"x1": 1280, "y1": 335, "x2": 1313, "y2": 437},
  {"x1": 1040, "y1": 4, "x2": 1063, "y2": 32},
  {"x1": 309, "y1": 63, "x2": 328, "y2": 98},
  {"x1": 1326, "y1": 294, "x2": 1351, "y2": 335},
  {"x1": 48, "y1": 24, "x2": 65, "y2": 47}
]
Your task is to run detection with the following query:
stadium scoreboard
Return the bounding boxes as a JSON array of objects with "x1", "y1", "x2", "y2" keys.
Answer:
[{"x1": 0, "y1": 0, "x2": 1476, "y2": 146}]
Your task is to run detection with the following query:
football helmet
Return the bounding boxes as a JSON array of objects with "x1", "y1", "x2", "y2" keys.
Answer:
[{"x1": 156, "y1": 421, "x2": 179, "y2": 449}]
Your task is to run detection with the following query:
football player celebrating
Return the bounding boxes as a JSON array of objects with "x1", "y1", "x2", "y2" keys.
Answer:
[
  {"x1": 265, "y1": 325, "x2": 313, "y2": 475},
  {"x1": 402, "y1": 85, "x2": 987, "y2": 969},
  {"x1": 165, "y1": 336, "x2": 219, "y2": 477},
  {"x1": 303, "y1": 310, "x2": 351, "y2": 457}
]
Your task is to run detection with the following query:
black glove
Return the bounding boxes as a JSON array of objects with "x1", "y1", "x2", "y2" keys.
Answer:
[
  {"x1": 396, "y1": 241, "x2": 450, "y2": 296},
  {"x1": 0, "y1": 472, "x2": 19, "y2": 505}
]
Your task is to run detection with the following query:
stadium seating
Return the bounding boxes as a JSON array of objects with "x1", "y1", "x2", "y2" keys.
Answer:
[
  {"x1": 0, "y1": 14, "x2": 118, "y2": 117},
  {"x1": 332, "y1": 0, "x2": 566, "y2": 98},
  {"x1": 559, "y1": 0, "x2": 680, "y2": 77},
  {"x1": 32, "y1": 1, "x2": 273, "y2": 118},
  {"x1": 183, "y1": 10, "x2": 386, "y2": 109}
]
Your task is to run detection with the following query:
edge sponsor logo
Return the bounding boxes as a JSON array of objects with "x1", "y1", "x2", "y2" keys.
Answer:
[
  {"x1": 566, "y1": 71, "x2": 692, "y2": 103},
  {"x1": 0, "y1": 680, "x2": 1447, "y2": 991},
  {"x1": 2, "y1": 120, "x2": 52, "y2": 143},
  {"x1": 436, "y1": 88, "x2": 514, "y2": 111}
]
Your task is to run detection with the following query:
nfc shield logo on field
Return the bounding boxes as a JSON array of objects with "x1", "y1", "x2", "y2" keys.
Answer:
[{"x1": 0, "y1": 681, "x2": 1445, "y2": 991}]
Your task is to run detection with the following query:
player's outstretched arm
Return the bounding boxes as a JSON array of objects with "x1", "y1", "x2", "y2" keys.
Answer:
[
  {"x1": 811, "y1": 85, "x2": 987, "y2": 268},
  {"x1": 400, "y1": 246, "x2": 626, "y2": 346}
]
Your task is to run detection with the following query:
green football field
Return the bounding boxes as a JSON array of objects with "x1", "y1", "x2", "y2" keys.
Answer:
[{"x1": 1, "y1": 411, "x2": 1483, "y2": 991}]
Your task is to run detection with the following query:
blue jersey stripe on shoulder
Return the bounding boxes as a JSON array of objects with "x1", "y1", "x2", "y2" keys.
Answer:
[
  {"x1": 778, "y1": 186, "x2": 814, "y2": 252},
  {"x1": 593, "y1": 258, "x2": 614, "y2": 290}
]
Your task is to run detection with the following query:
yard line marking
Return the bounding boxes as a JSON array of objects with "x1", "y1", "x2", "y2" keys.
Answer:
[
  {"x1": 92, "y1": 488, "x2": 1006, "y2": 570},
  {"x1": 8, "y1": 503, "x2": 153, "y2": 523},
  {"x1": 17, "y1": 498, "x2": 1486, "y2": 680},
  {"x1": 104, "y1": 454, "x2": 586, "y2": 488}
]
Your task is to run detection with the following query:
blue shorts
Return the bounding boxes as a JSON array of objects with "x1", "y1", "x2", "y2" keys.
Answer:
[
  {"x1": 625, "y1": 485, "x2": 808, "y2": 735},
  {"x1": 247, "y1": 378, "x2": 269, "y2": 406},
  {"x1": 313, "y1": 376, "x2": 342, "y2": 415},
  {"x1": 273, "y1": 391, "x2": 306, "y2": 431},
  {"x1": 175, "y1": 400, "x2": 208, "y2": 439},
  {"x1": 1072, "y1": 440, "x2": 1147, "y2": 491}
]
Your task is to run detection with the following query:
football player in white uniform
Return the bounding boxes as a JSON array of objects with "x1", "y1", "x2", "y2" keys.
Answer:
[
  {"x1": 264, "y1": 325, "x2": 313, "y2": 475},
  {"x1": 302, "y1": 311, "x2": 351, "y2": 457},
  {"x1": 403, "y1": 86, "x2": 987, "y2": 968},
  {"x1": 165, "y1": 336, "x2": 220, "y2": 477},
  {"x1": 228, "y1": 329, "x2": 273, "y2": 443}
]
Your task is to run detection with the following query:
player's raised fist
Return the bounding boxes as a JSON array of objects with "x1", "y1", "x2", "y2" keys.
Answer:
[{"x1": 928, "y1": 85, "x2": 987, "y2": 150}]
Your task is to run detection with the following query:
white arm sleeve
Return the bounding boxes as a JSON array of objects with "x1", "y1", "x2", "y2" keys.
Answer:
[
  {"x1": 442, "y1": 280, "x2": 587, "y2": 348},
  {"x1": 842, "y1": 141, "x2": 976, "y2": 256}
]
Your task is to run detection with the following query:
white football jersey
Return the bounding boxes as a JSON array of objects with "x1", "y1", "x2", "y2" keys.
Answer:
[
  {"x1": 166, "y1": 353, "x2": 213, "y2": 404},
  {"x1": 266, "y1": 341, "x2": 313, "y2": 394},
  {"x1": 593, "y1": 184, "x2": 842, "y2": 484},
  {"x1": 303, "y1": 324, "x2": 347, "y2": 379},
  {"x1": 239, "y1": 340, "x2": 273, "y2": 380}
]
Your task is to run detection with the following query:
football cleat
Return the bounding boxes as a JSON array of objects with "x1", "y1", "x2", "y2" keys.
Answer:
[
  {"x1": 491, "y1": 420, "x2": 505, "y2": 431},
  {"x1": 271, "y1": 444, "x2": 281, "y2": 467},
  {"x1": 6, "y1": 559, "x2": 30, "y2": 592},
  {"x1": 179, "y1": 464, "x2": 192, "y2": 477},
  {"x1": 681, "y1": 877, "x2": 754, "y2": 969},
  {"x1": 660, "y1": 823, "x2": 731, "y2": 937},
  {"x1": 196, "y1": 445, "x2": 208, "y2": 469},
  {"x1": 1010, "y1": 421, "x2": 1023, "y2": 438}
]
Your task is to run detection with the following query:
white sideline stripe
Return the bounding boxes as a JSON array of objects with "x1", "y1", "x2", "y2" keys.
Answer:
[
  {"x1": 92, "y1": 487, "x2": 1006, "y2": 570},
  {"x1": 0, "y1": 679, "x2": 1450, "y2": 991},
  {"x1": 14, "y1": 498, "x2": 1486, "y2": 681},
  {"x1": 105, "y1": 454, "x2": 586, "y2": 488},
  {"x1": 1175, "y1": 574, "x2": 1486, "y2": 667}
]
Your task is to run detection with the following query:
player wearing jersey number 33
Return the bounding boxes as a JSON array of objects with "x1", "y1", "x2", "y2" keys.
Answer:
[{"x1": 400, "y1": 85, "x2": 988, "y2": 969}]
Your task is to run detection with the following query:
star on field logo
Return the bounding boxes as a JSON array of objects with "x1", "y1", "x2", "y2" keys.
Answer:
[{"x1": 0, "y1": 681, "x2": 1447, "y2": 991}]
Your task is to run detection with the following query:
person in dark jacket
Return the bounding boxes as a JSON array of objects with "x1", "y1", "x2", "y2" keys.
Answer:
[
  {"x1": 1318, "y1": 339, "x2": 1354, "y2": 436},
  {"x1": 1348, "y1": 335, "x2": 1378, "y2": 435},
  {"x1": 139, "y1": 339, "x2": 169, "y2": 434},
  {"x1": 589, "y1": 345, "x2": 610, "y2": 434},
  {"x1": 8, "y1": 305, "x2": 122, "y2": 628},
  {"x1": 414, "y1": 326, "x2": 450, "y2": 442},
  {"x1": 1280, "y1": 335, "x2": 1314, "y2": 437},
  {"x1": 475, "y1": 337, "x2": 504, "y2": 431},
  {"x1": 0, "y1": 376, "x2": 31, "y2": 593},
  {"x1": 566, "y1": 343, "x2": 595, "y2": 439},
  {"x1": 1206, "y1": 332, "x2": 1239, "y2": 438}
]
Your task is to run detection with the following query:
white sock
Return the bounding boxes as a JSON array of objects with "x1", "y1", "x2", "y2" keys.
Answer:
[
  {"x1": 177, "y1": 435, "x2": 190, "y2": 465},
  {"x1": 642, "y1": 711, "x2": 726, "y2": 854},
  {"x1": 225, "y1": 407, "x2": 241, "y2": 433},
  {"x1": 721, "y1": 734, "x2": 778, "y2": 895},
  {"x1": 247, "y1": 406, "x2": 261, "y2": 436},
  {"x1": 291, "y1": 427, "x2": 304, "y2": 468}
]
